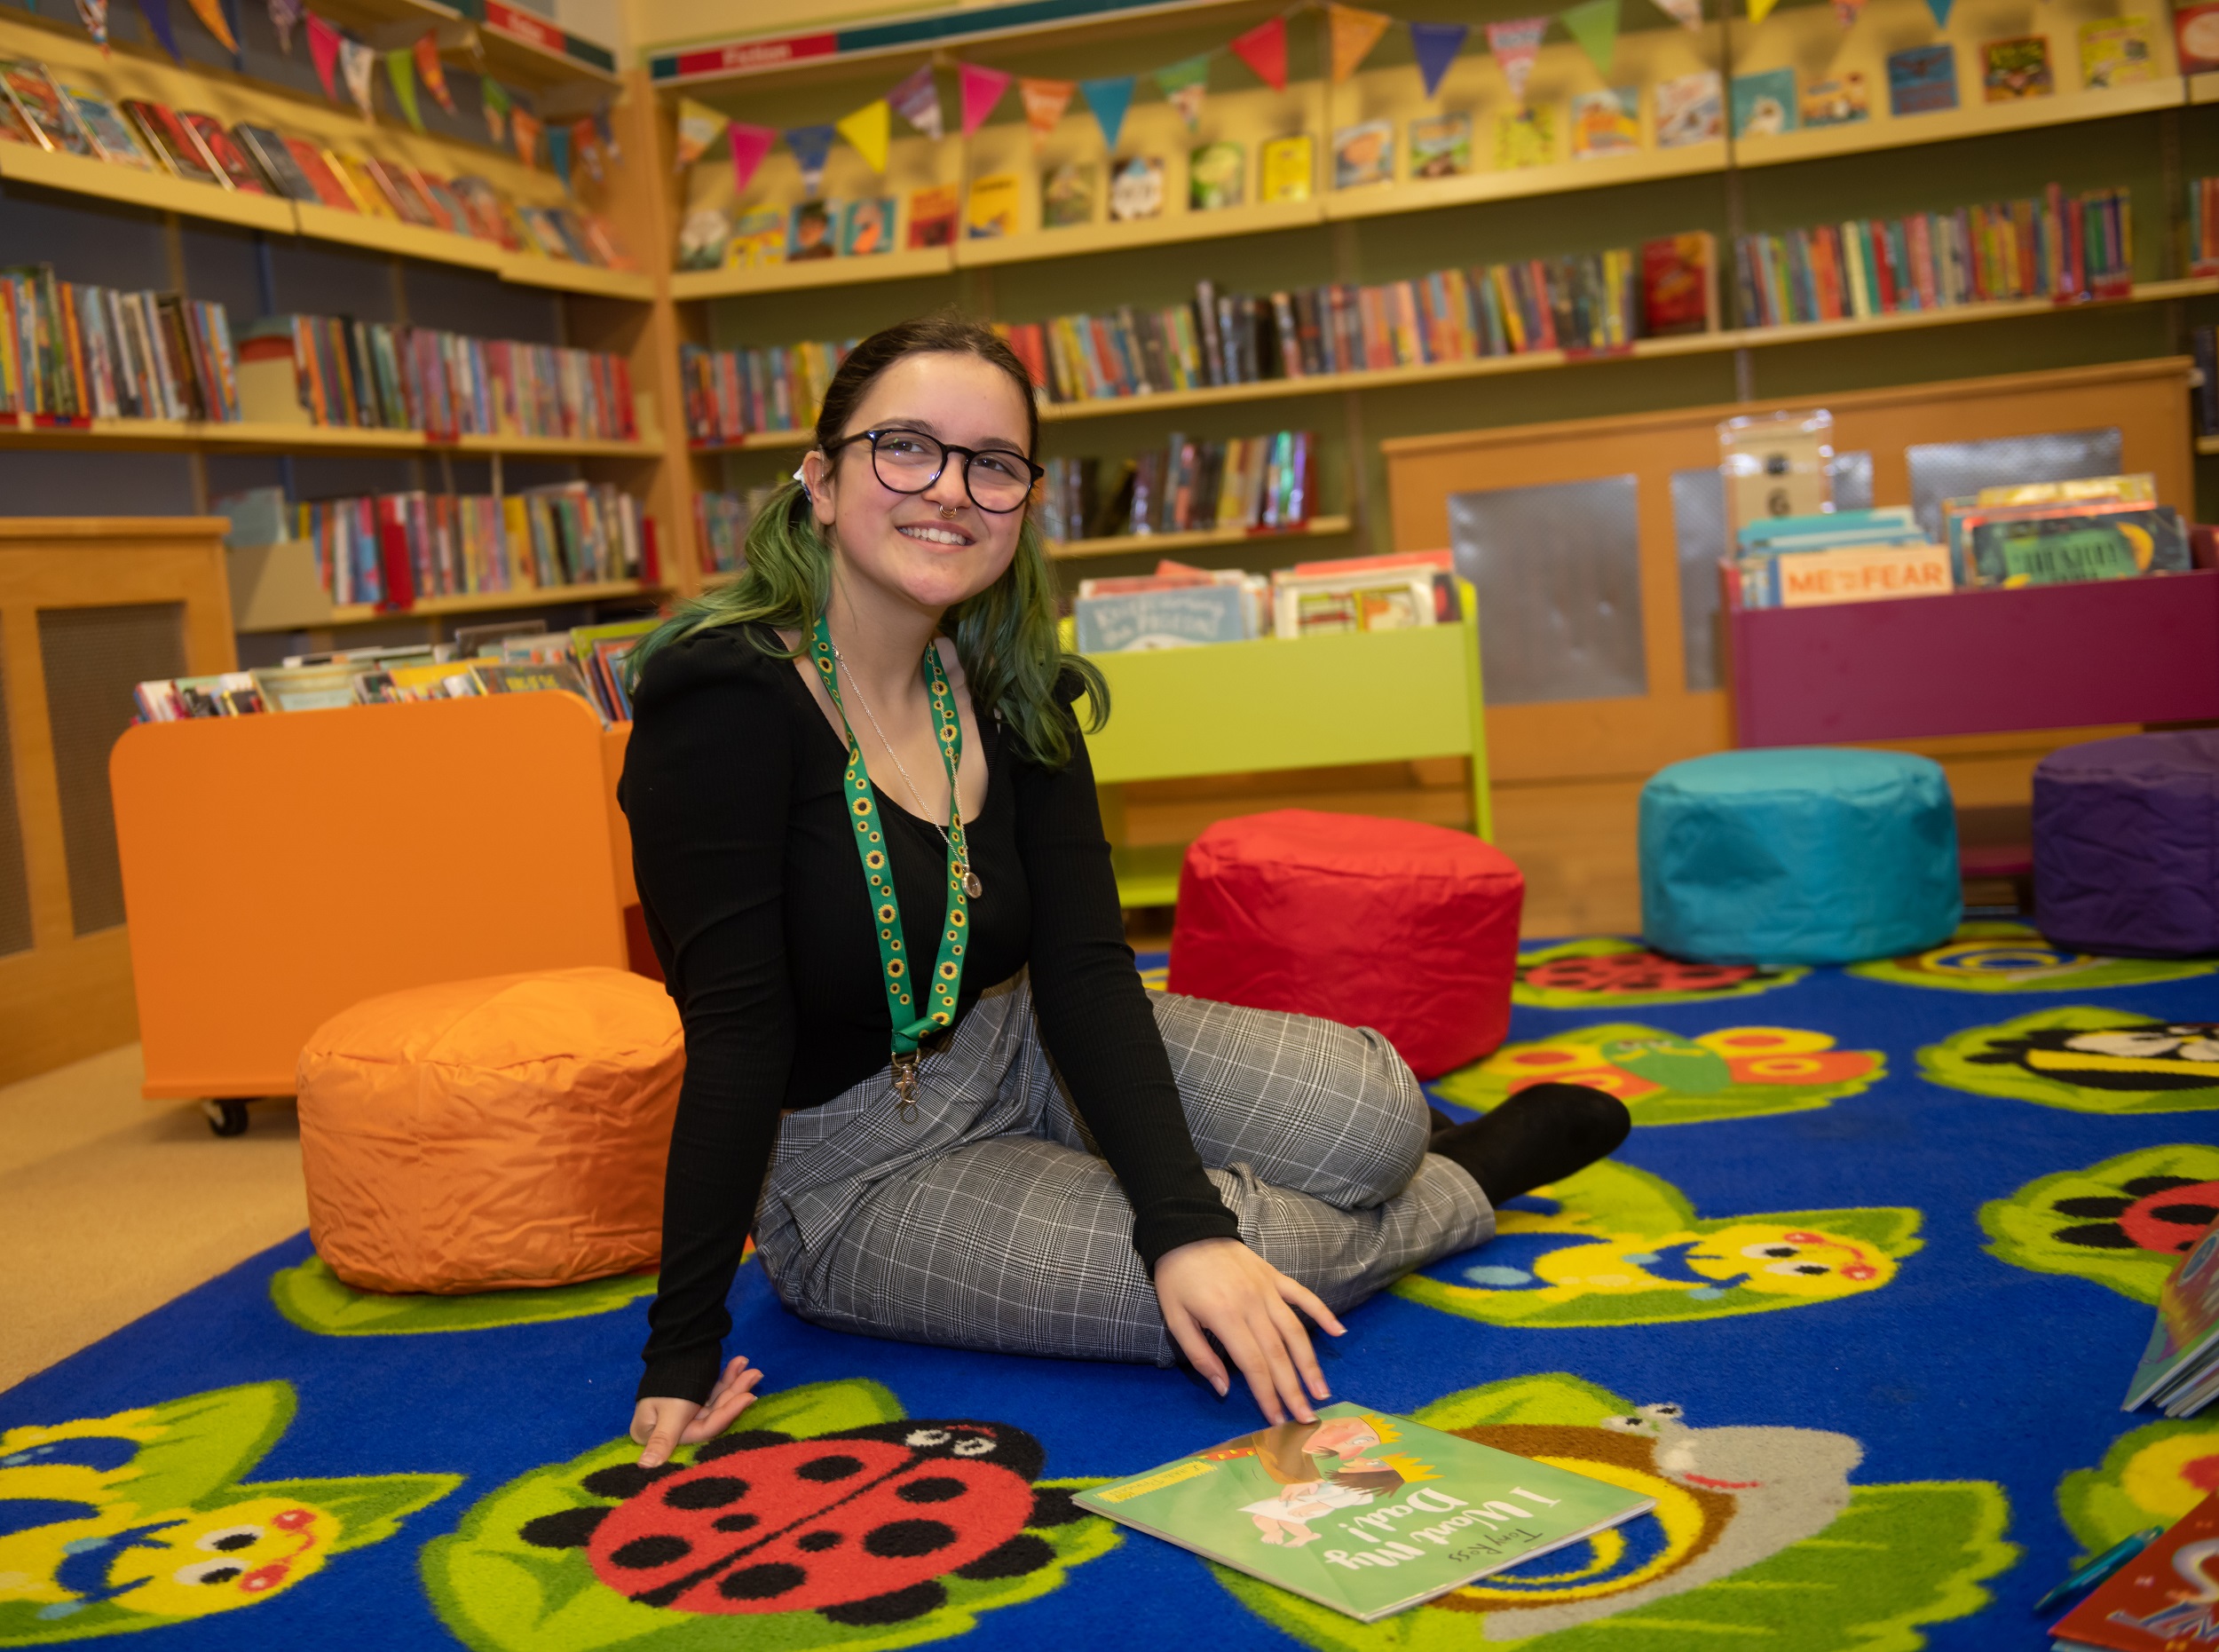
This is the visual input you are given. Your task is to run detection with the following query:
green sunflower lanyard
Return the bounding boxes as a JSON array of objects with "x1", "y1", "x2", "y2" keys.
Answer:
[{"x1": 808, "y1": 615, "x2": 970, "y2": 1121}]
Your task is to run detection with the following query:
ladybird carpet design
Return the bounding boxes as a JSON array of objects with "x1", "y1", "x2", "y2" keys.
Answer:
[{"x1": 4, "y1": 927, "x2": 2217, "y2": 1650}]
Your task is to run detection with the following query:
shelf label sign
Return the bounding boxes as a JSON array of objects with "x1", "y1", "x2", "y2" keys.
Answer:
[{"x1": 660, "y1": 31, "x2": 838, "y2": 82}]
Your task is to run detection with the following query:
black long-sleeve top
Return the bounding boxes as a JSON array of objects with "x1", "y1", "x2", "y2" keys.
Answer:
[{"x1": 620, "y1": 622, "x2": 1240, "y2": 1403}]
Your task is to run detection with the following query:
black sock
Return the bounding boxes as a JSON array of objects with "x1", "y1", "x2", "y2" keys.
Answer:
[{"x1": 1428, "y1": 1083, "x2": 1632, "y2": 1206}]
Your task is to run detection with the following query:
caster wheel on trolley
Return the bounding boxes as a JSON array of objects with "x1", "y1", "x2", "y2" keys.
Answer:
[{"x1": 202, "y1": 1098, "x2": 251, "y2": 1137}]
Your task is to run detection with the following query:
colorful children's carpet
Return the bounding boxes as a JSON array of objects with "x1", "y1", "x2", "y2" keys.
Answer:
[{"x1": 6, "y1": 920, "x2": 2219, "y2": 1650}]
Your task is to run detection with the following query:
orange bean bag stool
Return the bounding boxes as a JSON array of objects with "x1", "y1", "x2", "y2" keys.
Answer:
[
  {"x1": 1166, "y1": 809, "x2": 1525, "y2": 1079},
  {"x1": 296, "y1": 967, "x2": 683, "y2": 1294}
]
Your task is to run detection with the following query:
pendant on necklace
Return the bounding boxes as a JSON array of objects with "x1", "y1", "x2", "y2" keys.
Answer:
[{"x1": 959, "y1": 865, "x2": 983, "y2": 900}]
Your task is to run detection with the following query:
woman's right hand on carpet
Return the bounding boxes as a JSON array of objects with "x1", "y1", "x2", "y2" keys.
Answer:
[
  {"x1": 1154, "y1": 1237, "x2": 1345, "y2": 1426},
  {"x1": 631, "y1": 1355, "x2": 763, "y2": 1466}
]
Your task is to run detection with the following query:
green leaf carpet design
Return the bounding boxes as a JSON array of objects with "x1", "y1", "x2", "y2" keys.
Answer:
[
  {"x1": 1982, "y1": 1144, "x2": 2219, "y2": 1302},
  {"x1": 0, "y1": 1382, "x2": 456, "y2": 1643},
  {"x1": 2058, "y1": 1416, "x2": 2219, "y2": 1561},
  {"x1": 1923, "y1": 1008, "x2": 2219, "y2": 1115},
  {"x1": 1213, "y1": 1373, "x2": 2014, "y2": 1649},
  {"x1": 1512, "y1": 939, "x2": 1808, "y2": 1008},
  {"x1": 1432, "y1": 1023, "x2": 1884, "y2": 1126},
  {"x1": 269, "y1": 1255, "x2": 660, "y2": 1336},
  {"x1": 1849, "y1": 921, "x2": 2218, "y2": 995},
  {"x1": 1391, "y1": 1160, "x2": 1921, "y2": 1328},
  {"x1": 420, "y1": 1379, "x2": 1120, "y2": 1652}
]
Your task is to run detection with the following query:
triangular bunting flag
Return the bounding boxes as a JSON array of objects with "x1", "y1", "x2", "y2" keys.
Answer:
[
  {"x1": 182, "y1": 0, "x2": 236, "y2": 54},
  {"x1": 835, "y1": 99, "x2": 890, "y2": 173},
  {"x1": 267, "y1": 0, "x2": 301, "y2": 52},
  {"x1": 340, "y1": 36, "x2": 377, "y2": 119},
  {"x1": 1833, "y1": 0, "x2": 1864, "y2": 24},
  {"x1": 1155, "y1": 52, "x2": 1209, "y2": 130},
  {"x1": 1327, "y1": 4, "x2": 1392, "y2": 82},
  {"x1": 1230, "y1": 16, "x2": 1288, "y2": 91},
  {"x1": 595, "y1": 107, "x2": 619, "y2": 166},
  {"x1": 384, "y1": 45, "x2": 422, "y2": 130},
  {"x1": 75, "y1": 0, "x2": 108, "y2": 50},
  {"x1": 728, "y1": 122, "x2": 773, "y2": 191},
  {"x1": 1650, "y1": 0, "x2": 1703, "y2": 27},
  {"x1": 889, "y1": 63, "x2": 943, "y2": 140},
  {"x1": 785, "y1": 123, "x2": 834, "y2": 194},
  {"x1": 511, "y1": 107, "x2": 541, "y2": 168},
  {"x1": 572, "y1": 116, "x2": 602, "y2": 182},
  {"x1": 480, "y1": 75, "x2": 511, "y2": 144},
  {"x1": 959, "y1": 62, "x2": 1010, "y2": 136},
  {"x1": 548, "y1": 122, "x2": 571, "y2": 188},
  {"x1": 415, "y1": 32, "x2": 453, "y2": 112},
  {"x1": 1747, "y1": 0, "x2": 1781, "y2": 21},
  {"x1": 675, "y1": 99, "x2": 727, "y2": 168},
  {"x1": 1485, "y1": 16, "x2": 1549, "y2": 104},
  {"x1": 220, "y1": 0, "x2": 243, "y2": 64},
  {"x1": 1923, "y1": 0, "x2": 1951, "y2": 24},
  {"x1": 138, "y1": 0, "x2": 182, "y2": 59},
  {"x1": 1408, "y1": 20, "x2": 1468, "y2": 97},
  {"x1": 1078, "y1": 75, "x2": 1133, "y2": 149},
  {"x1": 1560, "y1": 0, "x2": 1620, "y2": 75},
  {"x1": 1018, "y1": 77, "x2": 1073, "y2": 150},
  {"x1": 305, "y1": 11, "x2": 340, "y2": 93}
]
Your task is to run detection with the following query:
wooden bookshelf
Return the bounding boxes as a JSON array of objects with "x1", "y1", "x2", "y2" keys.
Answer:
[
  {"x1": 671, "y1": 246, "x2": 958, "y2": 300},
  {"x1": 1323, "y1": 141, "x2": 1728, "y2": 221},
  {"x1": 0, "y1": 417, "x2": 661, "y2": 459},
  {"x1": 2198, "y1": 435, "x2": 2219, "y2": 456},
  {"x1": 1732, "y1": 77, "x2": 2187, "y2": 170},
  {"x1": 1049, "y1": 516, "x2": 1353, "y2": 561},
  {"x1": 310, "y1": 579, "x2": 665, "y2": 629},
  {"x1": 954, "y1": 198, "x2": 1327, "y2": 269}
]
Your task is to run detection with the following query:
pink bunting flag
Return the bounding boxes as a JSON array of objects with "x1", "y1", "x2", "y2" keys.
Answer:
[
  {"x1": 1485, "y1": 16, "x2": 1550, "y2": 105},
  {"x1": 727, "y1": 121, "x2": 773, "y2": 192},
  {"x1": 1018, "y1": 76, "x2": 1072, "y2": 151},
  {"x1": 959, "y1": 62, "x2": 1009, "y2": 137},
  {"x1": 1832, "y1": 0, "x2": 1864, "y2": 24},
  {"x1": 1230, "y1": 16, "x2": 1288, "y2": 91},
  {"x1": 307, "y1": 12, "x2": 342, "y2": 99}
]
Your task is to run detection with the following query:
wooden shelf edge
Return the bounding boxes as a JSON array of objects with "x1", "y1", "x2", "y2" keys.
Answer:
[
  {"x1": 672, "y1": 247, "x2": 954, "y2": 300},
  {"x1": 1323, "y1": 142, "x2": 1726, "y2": 221},
  {"x1": 2198, "y1": 434, "x2": 2219, "y2": 455},
  {"x1": 1734, "y1": 77, "x2": 2187, "y2": 170},
  {"x1": 953, "y1": 200, "x2": 1324, "y2": 268},
  {"x1": 0, "y1": 416, "x2": 658, "y2": 455},
  {"x1": 497, "y1": 256, "x2": 654, "y2": 299},
  {"x1": 249, "y1": 580, "x2": 667, "y2": 630},
  {"x1": 1049, "y1": 516, "x2": 1354, "y2": 560},
  {"x1": 0, "y1": 144, "x2": 296, "y2": 231}
]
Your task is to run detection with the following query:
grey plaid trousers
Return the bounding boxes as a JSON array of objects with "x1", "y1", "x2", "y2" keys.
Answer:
[{"x1": 750, "y1": 972, "x2": 1495, "y2": 1366}]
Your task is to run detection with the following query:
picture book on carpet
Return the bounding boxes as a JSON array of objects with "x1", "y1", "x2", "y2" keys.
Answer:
[
  {"x1": 1074, "y1": 1403, "x2": 1655, "y2": 1622},
  {"x1": 2123, "y1": 1212, "x2": 2219, "y2": 1416},
  {"x1": 2049, "y1": 1490, "x2": 2219, "y2": 1650}
]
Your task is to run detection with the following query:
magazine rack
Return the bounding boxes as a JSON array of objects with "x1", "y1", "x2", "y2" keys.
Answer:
[
  {"x1": 1086, "y1": 588, "x2": 1491, "y2": 907},
  {"x1": 112, "y1": 692, "x2": 636, "y2": 1106}
]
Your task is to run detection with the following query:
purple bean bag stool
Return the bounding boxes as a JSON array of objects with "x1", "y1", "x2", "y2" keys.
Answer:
[{"x1": 2033, "y1": 731, "x2": 2219, "y2": 957}]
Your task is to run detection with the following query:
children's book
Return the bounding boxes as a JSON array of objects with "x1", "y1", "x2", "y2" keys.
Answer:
[
  {"x1": 966, "y1": 172, "x2": 1020, "y2": 238},
  {"x1": 122, "y1": 100, "x2": 217, "y2": 183},
  {"x1": 2078, "y1": 15, "x2": 2159, "y2": 87},
  {"x1": 2123, "y1": 1213, "x2": 2219, "y2": 1412},
  {"x1": 1568, "y1": 89, "x2": 1639, "y2": 158},
  {"x1": 1331, "y1": 120, "x2": 1394, "y2": 188},
  {"x1": 284, "y1": 138, "x2": 359, "y2": 211},
  {"x1": 905, "y1": 185, "x2": 959, "y2": 247},
  {"x1": 1730, "y1": 67, "x2": 1797, "y2": 137},
  {"x1": 64, "y1": 87, "x2": 154, "y2": 168},
  {"x1": 1641, "y1": 231, "x2": 1718, "y2": 335},
  {"x1": 248, "y1": 663, "x2": 361, "y2": 712},
  {"x1": 1108, "y1": 154, "x2": 1165, "y2": 220},
  {"x1": 786, "y1": 199, "x2": 837, "y2": 260},
  {"x1": 1982, "y1": 35, "x2": 2054, "y2": 99},
  {"x1": 1189, "y1": 140, "x2": 1245, "y2": 209},
  {"x1": 1655, "y1": 70, "x2": 1723, "y2": 146},
  {"x1": 1886, "y1": 44, "x2": 1960, "y2": 114},
  {"x1": 181, "y1": 115, "x2": 268, "y2": 192},
  {"x1": 1041, "y1": 162, "x2": 1098, "y2": 227},
  {"x1": 1074, "y1": 1404, "x2": 1657, "y2": 1623},
  {"x1": 1801, "y1": 74, "x2": 1869, "y2": 125},
  {"x1": 1408, "y1": 112, "x2": 1474, "y2": 176},
  {"x1": 840, "y1": 195, "x2": 895, "y2": 255},
  {"x1": 2178, "y1": 0, "x2": 2219, "y2": 73},
  {"x1": 1, "y1": 59, "x2": 93, "y2": 155},
  {"x1": 726, "y1": 208, "x2": 786, "y2": 268},
  {"x1": 236, "y1": 123, "x2": 315, "y2": 199},
  {"x1": 2049, "y1": 1490, "x2": 2219, "y2": 1650},
  {"x1": 1260, "y1": 134, "x2": 1314, "y2": 201},
  {"x1": 1492, "y1": 106, "x2": 1556, "y2": 170}
]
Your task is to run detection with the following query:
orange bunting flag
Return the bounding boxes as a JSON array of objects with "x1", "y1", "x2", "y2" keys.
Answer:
[
  {"x1": 1328, "y1": 4, "x2": 1393, "y2": 82},
  {"x1": 415, "y1": 32, "x2": 454, "y2": 114},
  {"x1": 182, "y1": 0, "x2": 237, "y2": 54},
  {"x1": 1018, "y1": 77, "x2": 1073, "y2": 151},
  {"x1": 511, "y1": 107, "x2": 542, "y2": 169}
]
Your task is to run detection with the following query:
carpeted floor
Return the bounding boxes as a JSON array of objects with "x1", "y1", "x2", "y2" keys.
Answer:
[{"x1": 4, "y1": 921, "x2": 2217, "y2": 1651}]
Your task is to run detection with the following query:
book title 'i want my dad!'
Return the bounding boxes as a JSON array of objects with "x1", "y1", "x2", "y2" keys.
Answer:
[{"x1": 1074, "y1": 1403, "x2": 1656, "y2": 1622}]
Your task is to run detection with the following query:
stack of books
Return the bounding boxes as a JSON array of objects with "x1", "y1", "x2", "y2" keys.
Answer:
[
  {"x1": 1072, "y1": 561, "x2": 1269, "y2": 652},
  {"x1": 695, "y1": 489, "x2": 766, "y2": 573},
  {"x1": 1729, "y1": 508, "x2": 1952, "y2": 609},
  {"x1": 238, "y1": 314, "x2": 636, "y2": 441},
  {"x1": 1941, "y1": 475, "x2": 2188, "y2": 589},
  {"x1": 1041, "y1": 431, "x2": 1314, "y2": 545},
  {"x1": 2123, "y1": 1211, "x2": 2219, "y2": 1421},
  {"x1": 2191, "y1": 176, "x2": 2219, "y2": 278},
  {"x1": 1, "y1": 265, "x2": 238, "y2": 423},
  {"x1": 1272, "y1": 549, "x2": 1459, "y2": 637},
  {"x1": 679, "y1": 338, "x2": 857, "y2": 442},
  {"x1": 1732, "y1": 185, "x2": 2134, "y2": 328}
]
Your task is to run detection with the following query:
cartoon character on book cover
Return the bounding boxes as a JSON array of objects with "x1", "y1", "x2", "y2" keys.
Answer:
[{"x1": 1213, "y1": 1417, "x2": 1417, "y2": 1547}]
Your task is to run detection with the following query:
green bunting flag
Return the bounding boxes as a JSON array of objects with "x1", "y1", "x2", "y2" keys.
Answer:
[
  {"x1": 384, "y1": 46, "x2": 423, "y2": 130},
  {"x1": 1156, "y1": 53, "x2": 1209, "y2": 130},
  {"x1": 1560, "y1": 0, "x2": 1621, "y2": 75}
]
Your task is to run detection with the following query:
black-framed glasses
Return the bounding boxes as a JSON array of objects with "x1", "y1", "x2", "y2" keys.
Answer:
[{"x1": 824, "y1": 428, "x2": 1044, "y2": 514}]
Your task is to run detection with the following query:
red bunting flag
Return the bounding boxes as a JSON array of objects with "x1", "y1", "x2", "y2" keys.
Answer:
[{"x1": 1230, "y1": 16, "x2": 1288, "y2": 91}]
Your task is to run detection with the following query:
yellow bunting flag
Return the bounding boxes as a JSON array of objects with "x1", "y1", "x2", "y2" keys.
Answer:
[
  {"x1": 1747, "y1": 0, "x2": 1783, "y2": 21},
  {"x1": 1327, "y1": 4, "x2": 1393, "y2": 82},
  {"x1": 835, "y1": 98, "x2": 891, "y2": 174}
]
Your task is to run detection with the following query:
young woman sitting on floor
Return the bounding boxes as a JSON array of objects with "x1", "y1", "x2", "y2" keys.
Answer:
[{"x1": 619, "y1": 313, "x2": 1631, "y2": 1466}]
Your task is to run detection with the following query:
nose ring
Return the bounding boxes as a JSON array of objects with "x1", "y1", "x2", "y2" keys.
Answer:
[{"x1": 938, "y1": 504, "x2": 958, "y2": 520}]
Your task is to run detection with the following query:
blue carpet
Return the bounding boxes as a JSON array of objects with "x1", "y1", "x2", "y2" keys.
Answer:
[{"x1": 5, "y1": 927, "x2": 2218, "y2": 1650}]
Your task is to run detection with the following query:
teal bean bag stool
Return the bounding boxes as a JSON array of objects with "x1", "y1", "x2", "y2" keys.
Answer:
[{"x1": 1639, "y1": 747, "x2": 1961, "y2": 966}]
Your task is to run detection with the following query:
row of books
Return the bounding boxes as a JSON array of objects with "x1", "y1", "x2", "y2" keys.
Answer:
[
  {"x1": 2190, "y1": 177, "x2": 2219, "y2": 279},
  {"x1": 225, "y1": 480, "x2": 649, "y2": 609},
  {"x1": 1071, "y1": 549, "x2": 1461, "y2": 652},
  {"x1": 695, "y1": 489, "x2": 759, "y2": 574},
  {"x1": 1731, "y1": 187, "x2": 2135, "y2": 330},
  {"x1": 0, "y1": 57, "x2": 629, "y2": 270},
  {"x1": 679, "y1": 338, "x2": 856, "y2": 444},
  {"x1": 1038, "y1": 430, "x2": 1315, "y2": 545},
  {"x1": 240, "y1": 314, "x2": 636, "y2": 441},
  {"x1": 0, "y1": 265, "x2": 238, "y2": 422}
]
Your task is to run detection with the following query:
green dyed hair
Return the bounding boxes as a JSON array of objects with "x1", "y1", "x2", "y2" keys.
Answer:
[{"x1": 628, "y1": 312, "x2": 1106, "y2": 768}]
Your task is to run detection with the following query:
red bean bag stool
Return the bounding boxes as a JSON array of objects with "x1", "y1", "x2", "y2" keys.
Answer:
[
  {"x1": 1166, "y1": 810, "x2": 1525, "y2": 1079},
  {"x1": 296, "y1": 967, "x2": 683, "y2": 1294}
]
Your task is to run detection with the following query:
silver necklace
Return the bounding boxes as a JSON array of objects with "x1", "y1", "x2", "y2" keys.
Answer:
[{"x1": 831, "y1": 641, "x2": 983, "y2": 899}]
